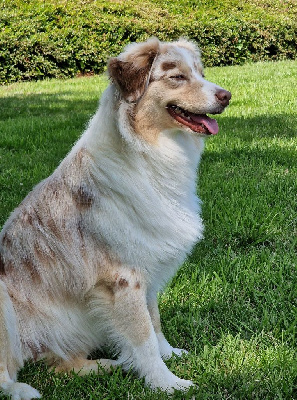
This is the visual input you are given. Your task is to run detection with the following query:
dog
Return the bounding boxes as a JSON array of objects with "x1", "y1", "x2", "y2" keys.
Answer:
[{"x1": 0, "y1": 38, "x2": 231, "y2": 399}]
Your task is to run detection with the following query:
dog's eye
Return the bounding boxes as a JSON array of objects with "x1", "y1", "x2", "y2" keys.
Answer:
[{"x1": 170, "y1": 74, "x2": 186, "y2": 81}]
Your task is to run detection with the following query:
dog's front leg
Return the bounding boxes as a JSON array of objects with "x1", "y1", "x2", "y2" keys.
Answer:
[
  {"x1": 147, "y1": 293, "x2": 189, "y2": 360},
  {"x1": 93, "y1": 270, "x2": 193, "y2": 393}
]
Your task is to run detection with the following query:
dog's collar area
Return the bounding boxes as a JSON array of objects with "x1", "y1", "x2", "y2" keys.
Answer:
[{"x1": 166, "y1": 104, "x2": 219, "y2": 135}]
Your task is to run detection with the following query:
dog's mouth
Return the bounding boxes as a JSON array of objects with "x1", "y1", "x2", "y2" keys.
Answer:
[{"x1": 166, "y1": 105, "x2": 219, "y2": 135}]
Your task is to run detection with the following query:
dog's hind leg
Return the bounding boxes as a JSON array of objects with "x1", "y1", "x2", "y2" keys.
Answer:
[
  {"x1": 0, "y1": 281, "x2": 41, "y2": 400},
  {"x1": 51, "y1": 356, "x2": 119, "y2": 375}
]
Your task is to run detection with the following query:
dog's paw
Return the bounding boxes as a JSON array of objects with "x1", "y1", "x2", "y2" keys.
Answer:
[
  {"x1": 159, "y1": 342, "x2": 189, "y2": 360},
  {"x1": 166, "y1": 347, "x2": 188, "y2": 360},
  {"x1": 1, "y1": 382, "x2": 41, "y2": 400},
  {"x1": 153, "y1": 377, "x2": 194, "y2": 393},
  {"x1": 167, "y1": 376, "x2": 195, "y2": 393},
  {"x1": 157, "y1": 333, "x2": 189, "y2": 360},
  {"x1": 145, "y1": 368, "x2": 194, "y2": 393}
]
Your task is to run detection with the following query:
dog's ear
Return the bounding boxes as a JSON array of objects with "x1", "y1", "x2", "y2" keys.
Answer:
[{"x1": 108, "y1": 38, "x2": 160, "y2": 103}]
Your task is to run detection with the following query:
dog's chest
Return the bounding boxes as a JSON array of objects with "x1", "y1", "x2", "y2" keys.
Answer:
[{"x1": 89, "y1": 146, "x2": 203, "y2": 276}]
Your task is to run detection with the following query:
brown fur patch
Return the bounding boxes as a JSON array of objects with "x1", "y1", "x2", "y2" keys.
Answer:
[
  {"x1": 108, "y1": 59, "x2": 150, "y2": 102},
  {"x1": 33, "y1": 243, "x2": 47, "y2": 265},
  {"x1": 21, "y1": 257, "x2": 41, "y2": 284},
  {"x1": 46, "y1": 217, "x2": 63, "y2": 241},
  {"x1": 32, "y1": 207, "x2": 43, "y2": 227},
  {"x1": 118, "y1": 278, "x2": 129, "y2": 288},
  {"x1": 45, "y1": 179, "x2": 63, "y2": 201},
  {"x1": 0, "y1": 254, "x2": 6, "y2": 275},
  {"x1": 20, "y1": 210, "x2": 33, "y2": 225},
  {"x1": 33, "y1": 242, "x2": 55, "y2": 266},
  {"x1": 134, "y1": 281, "x2": 141, "y2": 289},
  {"x1": 2, "y1": 232, "x2": 12, "y2": 248},
  {"x1": 108, "y1": 39, "x2": 160, "y2": 102},
  {"x1": 75, "y1": 148, "x2": 85, "y2": 166},
  {"x1": 161, "y1": 61, "x2": 177, "y2": 71},
  {"x1": 73, "y1": 186, "x2": 94, "y2": 209},
  {"x1": 0, "y1": 259, "x2": 14, "y2": 277},
  {"x1": 71, "y1": 148, "x2": 89, "y2": 171},
  {"x1": 27, "y1": 342, "x2": 48, "y2": 361}
]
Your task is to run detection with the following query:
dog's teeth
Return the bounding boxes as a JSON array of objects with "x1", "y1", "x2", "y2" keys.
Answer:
[
  {"x1": 181, "y1": 111, "x2": 190, "y2": 120},
  {"x1": 169, "y1": 105, "x2": 191, "y2": 121}
]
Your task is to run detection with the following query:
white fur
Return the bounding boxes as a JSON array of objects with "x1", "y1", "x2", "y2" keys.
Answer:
[
  {"x1": 0, "y1": 382, "x2": 41, "y2": 400},
  {"x1": 0, "y1": 38, "x2": 231, "y2": 398}
]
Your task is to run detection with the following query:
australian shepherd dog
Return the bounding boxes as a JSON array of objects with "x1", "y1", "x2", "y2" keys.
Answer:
[{"x1": 0, "y1": 38, "x2": 231, "y2": 399}]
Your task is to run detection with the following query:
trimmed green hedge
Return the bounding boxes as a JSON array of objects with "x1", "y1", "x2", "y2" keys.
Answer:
[{"x1": 1, "y1": 0, "x2": 296, "y2": 84}]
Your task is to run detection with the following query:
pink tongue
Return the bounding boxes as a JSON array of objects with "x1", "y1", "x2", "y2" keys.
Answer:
[{"x1": 190, "y1": 113, "x2": 219, "y2": 135}]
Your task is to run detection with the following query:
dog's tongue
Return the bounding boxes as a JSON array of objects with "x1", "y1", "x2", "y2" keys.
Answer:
[{"x1": 190, "y1": 114, "x2": 219, "y2": 135}]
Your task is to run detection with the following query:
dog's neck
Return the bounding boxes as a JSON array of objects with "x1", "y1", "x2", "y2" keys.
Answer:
[{"x1": 65, "y1": 84, "x2": 204, "y2": 199}]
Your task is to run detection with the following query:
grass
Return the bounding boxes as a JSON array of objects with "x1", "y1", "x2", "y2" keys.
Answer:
[{"x1": 0, "y1": 59, "x2": 297, "y2": 399}]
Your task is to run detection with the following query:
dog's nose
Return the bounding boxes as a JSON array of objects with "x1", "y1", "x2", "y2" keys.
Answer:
[{"x1": 215, "y1": 89, "x2": 231, "y2": 107}]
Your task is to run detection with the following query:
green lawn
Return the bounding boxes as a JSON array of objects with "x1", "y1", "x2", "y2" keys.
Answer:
[{"x1": 0, "y1": 60, "x2": 296, "y2": 399}]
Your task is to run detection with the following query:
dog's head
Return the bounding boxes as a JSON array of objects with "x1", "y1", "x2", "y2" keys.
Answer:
[{"x1": 108, "y1": 38, "x2": 231, "y2": 141}]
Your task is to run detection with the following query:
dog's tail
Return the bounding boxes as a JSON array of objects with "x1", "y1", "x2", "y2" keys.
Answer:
[{"x1": 0, "y1": 280, "x2": 41, "y2": 399}]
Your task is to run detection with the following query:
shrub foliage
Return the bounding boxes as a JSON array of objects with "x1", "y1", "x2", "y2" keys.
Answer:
[{"x1": 0, "y1": 0, "x2": 296, "y2": 84}]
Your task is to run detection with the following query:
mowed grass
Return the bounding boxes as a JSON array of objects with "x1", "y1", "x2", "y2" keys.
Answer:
[{"x1": 0, "y1": 60, "x2": 296, "y2": 399}]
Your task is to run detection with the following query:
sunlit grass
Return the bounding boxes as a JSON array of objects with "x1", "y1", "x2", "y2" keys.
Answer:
[{"x1": 0, "y1": 60, "x2": 296, "y2": 399}]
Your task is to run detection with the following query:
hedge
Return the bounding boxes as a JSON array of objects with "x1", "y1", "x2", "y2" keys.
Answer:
[{"x1": 0, "y1": 0, "x2": 296, "y2": 84}]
